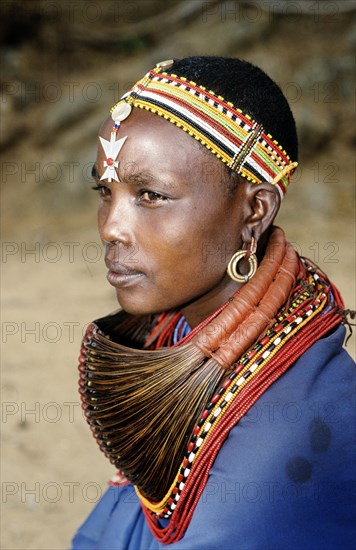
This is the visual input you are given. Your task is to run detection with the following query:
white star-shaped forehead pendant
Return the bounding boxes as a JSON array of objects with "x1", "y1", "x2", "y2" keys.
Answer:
[{"x1": 99, "y1": 132, "x2": 127, "y2": 182}]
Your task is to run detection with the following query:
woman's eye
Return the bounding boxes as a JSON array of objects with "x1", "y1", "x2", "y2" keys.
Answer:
[
  {"x1": 92, "y1": 185, "x2": 111, "y2": 199},
  {"x1": 139, "y1": 190, "x2": 167, "y2": 203}
]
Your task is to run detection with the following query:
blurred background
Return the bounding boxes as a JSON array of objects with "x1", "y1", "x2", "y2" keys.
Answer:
[{"x1": 1, "y1": 1, "x2": 355, "y2": 547}]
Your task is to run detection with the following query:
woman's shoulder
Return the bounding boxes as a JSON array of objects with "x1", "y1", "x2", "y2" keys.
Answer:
[
  {"x1": 186, "y1": 325, "x2": 355, "y2": 549},
  {"x1": 213, "y1": 325, "x2": 355, "y2": 475}
]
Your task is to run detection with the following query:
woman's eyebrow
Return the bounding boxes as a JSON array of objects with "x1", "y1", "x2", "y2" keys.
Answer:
[
  {"x1": 124, "y1": 171, "x2": 185, "y2": 190},
  {"x1": 124, "y1": 171, "x2": 155, "y2": 185}
]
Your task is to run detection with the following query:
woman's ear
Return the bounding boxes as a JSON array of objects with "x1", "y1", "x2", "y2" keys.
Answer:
[{"x1": 240, "y1": 183, "x2": 281, "y2": 245}]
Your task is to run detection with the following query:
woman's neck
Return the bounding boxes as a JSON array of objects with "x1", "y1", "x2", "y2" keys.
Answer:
[{"x1": 181, "y1": 274, "x2": 241, "y2": 328}]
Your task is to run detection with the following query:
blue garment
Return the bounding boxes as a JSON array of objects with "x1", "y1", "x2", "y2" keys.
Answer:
[{"x1": 72, "y1": 326, "x2": 356, "y2": 550}]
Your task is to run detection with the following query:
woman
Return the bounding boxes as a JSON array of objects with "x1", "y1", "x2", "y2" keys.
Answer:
[{"x1": 72, "y1": 57, "x2": 355, "y2": 549}]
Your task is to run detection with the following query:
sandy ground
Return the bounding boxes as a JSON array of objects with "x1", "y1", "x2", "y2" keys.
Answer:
[{"x1": 1, "y1": 220, "x2": 116, "y2": 549}]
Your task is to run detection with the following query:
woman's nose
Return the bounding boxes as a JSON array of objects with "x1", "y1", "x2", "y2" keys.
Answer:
[{"x1": 99, "y1": 197, "x2": 133, "y2": 246}]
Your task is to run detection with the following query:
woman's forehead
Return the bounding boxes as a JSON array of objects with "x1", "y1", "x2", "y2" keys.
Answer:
[{"x1": 97, "y1": 109, "x2": 223, "y2": 182}]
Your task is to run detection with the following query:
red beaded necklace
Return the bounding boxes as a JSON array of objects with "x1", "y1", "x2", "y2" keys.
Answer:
[{"x1": 144, "y1": 287, "x2": 242, "y2": 350}]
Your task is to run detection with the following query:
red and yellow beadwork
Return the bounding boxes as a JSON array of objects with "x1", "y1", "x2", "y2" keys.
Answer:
[{"x1": 111, "y1": 66, "x2": 298, "y2": 197}]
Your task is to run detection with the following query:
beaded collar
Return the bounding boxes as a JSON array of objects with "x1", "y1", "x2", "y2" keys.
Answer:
[{"x1": 143, "y1": 312, "x2": 191, "y2": 349}]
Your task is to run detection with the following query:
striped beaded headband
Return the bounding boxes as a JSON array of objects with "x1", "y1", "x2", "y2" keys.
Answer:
[{"x1": 109, "y1": 63, "x2": 298, "y2": 197}]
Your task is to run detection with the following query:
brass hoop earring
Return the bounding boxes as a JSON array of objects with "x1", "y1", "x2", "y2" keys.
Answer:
[{"x1": 227, "y1": 238, "x2": 258, "y2": 283}]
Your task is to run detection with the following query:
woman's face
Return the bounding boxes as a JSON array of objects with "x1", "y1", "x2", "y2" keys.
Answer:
[{"x1": 94, "y1": 109, "x2": 250, "y2": 326}]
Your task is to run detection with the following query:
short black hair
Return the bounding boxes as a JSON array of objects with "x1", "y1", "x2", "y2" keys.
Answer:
[{"x1": 167, "y1": 56, "x2": 298, "y2": 162}]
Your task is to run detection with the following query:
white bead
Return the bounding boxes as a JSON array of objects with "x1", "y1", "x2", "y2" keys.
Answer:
[
  {"x1": 111, "y1": 102, "x2": 132, "y2": 123},
  {"x1": 156, "y1": 59, "x2": 174, "y2": 68}
]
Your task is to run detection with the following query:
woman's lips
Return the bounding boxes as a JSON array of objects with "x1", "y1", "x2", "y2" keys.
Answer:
[{"x1": 106, "y1": 264, "x2": 144, "y2": 288}]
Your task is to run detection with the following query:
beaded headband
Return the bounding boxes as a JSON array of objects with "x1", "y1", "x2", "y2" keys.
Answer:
[{"x1": 109, "y1": 62, "x2": 298, "y2": 197}]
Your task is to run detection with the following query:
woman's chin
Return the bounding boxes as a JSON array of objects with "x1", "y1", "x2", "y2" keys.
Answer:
[{"x1": 114, "y1": 291, "x2": 162, "y2": 317}]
